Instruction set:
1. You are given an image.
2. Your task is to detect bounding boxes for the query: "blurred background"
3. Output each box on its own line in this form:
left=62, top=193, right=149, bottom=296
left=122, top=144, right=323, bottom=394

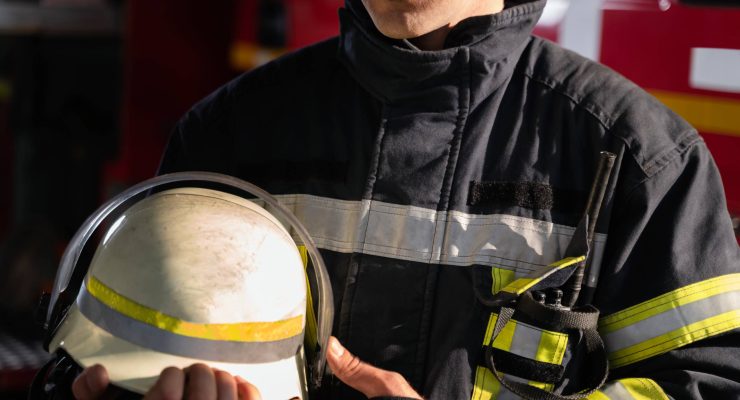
left=0, top=0, right=737, bottom=397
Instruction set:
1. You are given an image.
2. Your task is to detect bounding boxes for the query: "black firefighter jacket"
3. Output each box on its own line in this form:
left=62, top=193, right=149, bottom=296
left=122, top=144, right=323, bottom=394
left=158, top=0, right=740, bottom=398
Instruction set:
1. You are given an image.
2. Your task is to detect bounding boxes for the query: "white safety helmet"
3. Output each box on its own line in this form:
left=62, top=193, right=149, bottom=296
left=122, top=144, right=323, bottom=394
left=42, top=172, right=333, bottom=399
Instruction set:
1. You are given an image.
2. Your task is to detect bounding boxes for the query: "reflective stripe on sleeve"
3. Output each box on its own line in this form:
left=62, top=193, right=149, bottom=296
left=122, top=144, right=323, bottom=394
left=599, top=274, right=740, bottom=368
left=587, top=378, right=669, bottom=400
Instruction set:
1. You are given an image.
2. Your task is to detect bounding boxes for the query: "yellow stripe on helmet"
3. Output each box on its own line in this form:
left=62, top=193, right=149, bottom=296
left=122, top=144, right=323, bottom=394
left=86, top=275, right=304, bottom=342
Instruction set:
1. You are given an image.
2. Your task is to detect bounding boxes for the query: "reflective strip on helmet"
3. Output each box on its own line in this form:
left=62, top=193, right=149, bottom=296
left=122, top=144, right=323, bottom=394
left=86, top=275, right=303, bottom=342
left=78, top=276, right=304, bottom=363
left=599, top=274, right=740, bottom=369
left=587, top=378, right=669, bottom=400
left=498, top=256, right=586, bottom=296
left=470, top=312, right=569, bottom=400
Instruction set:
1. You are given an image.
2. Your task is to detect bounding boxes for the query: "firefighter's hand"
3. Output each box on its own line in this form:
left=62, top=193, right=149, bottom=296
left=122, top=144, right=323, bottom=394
left=142, top=365, right=262, bottom=400
left=326, top=336, right=422, bottom=399
left=72, top=363, right=262, bottom=399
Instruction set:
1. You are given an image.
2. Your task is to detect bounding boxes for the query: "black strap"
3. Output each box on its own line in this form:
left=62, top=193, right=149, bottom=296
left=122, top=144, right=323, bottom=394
left=517, top=291, right=600, bottom=332
left=482, top=347, right=565, bottom=383
left=28, top=356, right=57, bottom=400
left=28, top=352, right=80, bottom=400
left=484, top=295, right=609, bottom=400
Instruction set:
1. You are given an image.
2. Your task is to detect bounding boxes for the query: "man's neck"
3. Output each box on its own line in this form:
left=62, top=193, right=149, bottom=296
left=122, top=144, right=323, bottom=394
left=409, top=0, right=505, bottom=50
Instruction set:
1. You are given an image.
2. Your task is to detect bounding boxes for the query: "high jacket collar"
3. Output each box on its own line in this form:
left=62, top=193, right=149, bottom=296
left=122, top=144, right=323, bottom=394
left=338, top=0, right=546, bottom=109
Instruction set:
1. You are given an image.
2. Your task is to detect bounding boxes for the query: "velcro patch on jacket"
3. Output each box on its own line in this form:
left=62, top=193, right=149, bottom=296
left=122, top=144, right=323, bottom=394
left=467, top=181, right=585, bottom=213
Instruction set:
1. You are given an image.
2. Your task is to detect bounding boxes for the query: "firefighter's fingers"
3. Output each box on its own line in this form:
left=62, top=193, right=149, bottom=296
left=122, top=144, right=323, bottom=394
left=326, top=336, right=422, bottom=399
left=235, top=376, right=262, bottom=400
left=213, top=369, right=238, bottom=400
left=183, top=363, right=218, bottom=400
left=72, top=364, right=109, bottom=400
left=143, top=366, right=185, bottom=400
left=144, top=365, right=254, bottom=400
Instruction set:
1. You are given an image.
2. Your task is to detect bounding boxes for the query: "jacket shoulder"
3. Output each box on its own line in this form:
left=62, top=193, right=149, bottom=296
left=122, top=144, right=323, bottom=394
left=228, top=36, right=342, bottom=93
left=520, top=37, right=699, bottom=178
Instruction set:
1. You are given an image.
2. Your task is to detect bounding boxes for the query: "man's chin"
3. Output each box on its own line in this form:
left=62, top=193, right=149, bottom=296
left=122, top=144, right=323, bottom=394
left=371, top=19, right=427, bottom=39
left=374, top=19, right=447, bottom=42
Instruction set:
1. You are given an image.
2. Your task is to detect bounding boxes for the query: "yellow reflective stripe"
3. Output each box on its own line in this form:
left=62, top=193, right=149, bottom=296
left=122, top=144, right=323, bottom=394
left=529, top=325, right=569, bottom=391
left=298, top=246, right=318, bottom=355
left=472, top=313, right=569, bottom=398
left=471, top=366, right=502, bottom=400
left=87, top=275, right=303, bottom=342
left=501, top=277, right=538, bottom=295
left=529, top=381, right=551, bottom=391
left=600, top=274, right=740, bottom=334
left=621, top=378, right=669, bottom=400
left=534, top=325, right=568, bottom=365
left=588, top=378, right=669, bottom=400
left=472, top=313, right=516, bottom=400
left=609, top=309, right=740, bottom=369
left=482, top=311, right=497, bottom=345
left=491, top=267, right=516, bottom=294
left=587, top=390, right=611, bottom=400
left=651, top=89, right=740, bottom=138
left=500, top=256, right=585, bottom=295
left=491, top=313, right=516, bottom=351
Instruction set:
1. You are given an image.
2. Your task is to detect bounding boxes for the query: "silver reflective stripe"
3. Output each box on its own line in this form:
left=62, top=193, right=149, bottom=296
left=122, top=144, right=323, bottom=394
left=508, top=322, right=541, bottom=360
left=77, top=285, right=302, bottom=363
left=600, top=380, right=633, bottom=399
left=270, top=194, right=607, bottom=268
left=495, top=321, right=562, bottom=397
left=604, top=291, right=740, bottom=352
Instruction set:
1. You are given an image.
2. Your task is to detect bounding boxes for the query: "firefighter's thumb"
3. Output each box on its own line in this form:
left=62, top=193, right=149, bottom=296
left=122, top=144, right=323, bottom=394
left=326, top=336, right=422, bottom=399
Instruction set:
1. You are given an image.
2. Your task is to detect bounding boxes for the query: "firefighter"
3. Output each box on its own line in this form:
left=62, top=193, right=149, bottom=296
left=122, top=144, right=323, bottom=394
left=68, top=0, right=739, bottom=399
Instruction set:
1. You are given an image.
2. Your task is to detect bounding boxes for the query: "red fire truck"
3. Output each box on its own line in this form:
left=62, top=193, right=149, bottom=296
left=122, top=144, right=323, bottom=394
left=533, top=0, right=740, bottom=237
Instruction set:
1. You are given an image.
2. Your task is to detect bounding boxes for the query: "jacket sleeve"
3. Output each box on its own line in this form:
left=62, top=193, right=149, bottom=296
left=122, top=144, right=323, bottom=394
left=592, top=134, right=740, bottom=399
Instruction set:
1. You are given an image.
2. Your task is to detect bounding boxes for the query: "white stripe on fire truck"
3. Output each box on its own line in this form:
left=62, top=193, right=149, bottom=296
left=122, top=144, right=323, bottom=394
left=690, top=48, right=740, bottom=94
